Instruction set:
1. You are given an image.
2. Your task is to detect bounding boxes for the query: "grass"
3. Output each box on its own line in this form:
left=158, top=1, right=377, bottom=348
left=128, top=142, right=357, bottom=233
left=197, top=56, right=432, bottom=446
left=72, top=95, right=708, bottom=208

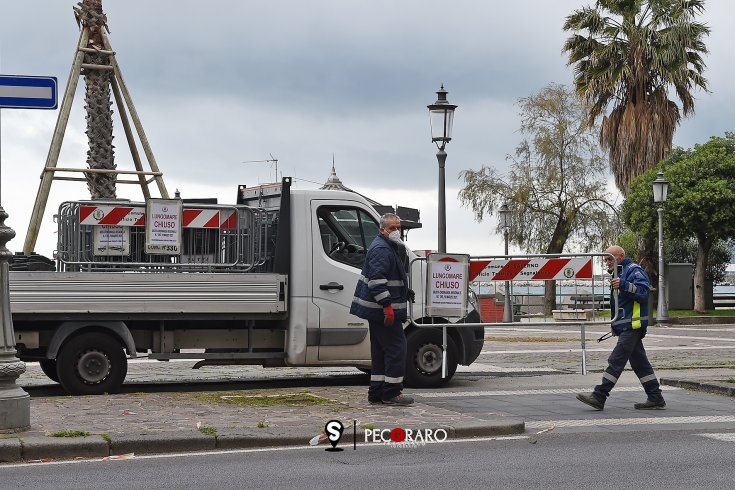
left=198, top=425, right=217, bottom=436
left=727, top=378, right=735, bottom=384
left=193, top=391, right=334, bottom=408
left=48, top=430, right=90, bottom=438
left=256, top=421, right=268, bottom=428
left=665, top=309, right=735, bottom=317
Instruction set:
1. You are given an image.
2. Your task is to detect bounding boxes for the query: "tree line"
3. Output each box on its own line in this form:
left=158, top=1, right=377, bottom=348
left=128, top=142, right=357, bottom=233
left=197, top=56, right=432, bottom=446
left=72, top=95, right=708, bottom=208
left=459, top=0, right=731, bottom=313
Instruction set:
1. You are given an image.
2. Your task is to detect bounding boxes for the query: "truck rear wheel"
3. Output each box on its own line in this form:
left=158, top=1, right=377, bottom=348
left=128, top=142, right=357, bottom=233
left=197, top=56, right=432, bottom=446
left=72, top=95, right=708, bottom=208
left=404, top=328, right=457, bottom=388
left=39, top=359, right=60, bottom=383
left=57, top=332, right=128, bottom=395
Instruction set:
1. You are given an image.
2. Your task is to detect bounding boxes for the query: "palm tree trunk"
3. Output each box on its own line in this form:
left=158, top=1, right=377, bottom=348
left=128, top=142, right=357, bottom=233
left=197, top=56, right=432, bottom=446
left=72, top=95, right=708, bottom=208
left=77, top=0, right=116, bottom=199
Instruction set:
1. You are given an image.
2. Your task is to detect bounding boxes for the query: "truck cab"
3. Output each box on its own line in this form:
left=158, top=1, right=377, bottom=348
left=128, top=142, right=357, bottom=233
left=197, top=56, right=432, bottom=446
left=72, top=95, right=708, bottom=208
left=284, top=187, right=484, bottom=387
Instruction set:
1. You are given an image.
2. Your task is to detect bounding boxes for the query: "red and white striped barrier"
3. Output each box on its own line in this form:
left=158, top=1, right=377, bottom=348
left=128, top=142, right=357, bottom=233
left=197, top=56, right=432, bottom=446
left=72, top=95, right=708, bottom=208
left=469, top=257, right=593, bottom=281
left=78, top=205, right=237, bottom=229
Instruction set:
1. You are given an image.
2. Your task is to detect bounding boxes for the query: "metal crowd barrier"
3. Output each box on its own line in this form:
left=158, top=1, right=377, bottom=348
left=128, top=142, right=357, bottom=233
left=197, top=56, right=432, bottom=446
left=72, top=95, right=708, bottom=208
left=408, top=252, right=623, bottom=376
left=54, top=200, right=270, bottom=272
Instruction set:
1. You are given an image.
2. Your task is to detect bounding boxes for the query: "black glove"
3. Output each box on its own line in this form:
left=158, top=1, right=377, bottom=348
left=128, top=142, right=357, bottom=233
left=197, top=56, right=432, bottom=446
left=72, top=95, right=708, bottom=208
left=407, top=288, right=415, bottom=303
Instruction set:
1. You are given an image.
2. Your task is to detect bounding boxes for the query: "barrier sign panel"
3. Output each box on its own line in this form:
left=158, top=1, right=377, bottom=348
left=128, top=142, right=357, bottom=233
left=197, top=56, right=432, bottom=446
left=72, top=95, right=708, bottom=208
left=469, top=257, right=593, bottom=281
left=93, top=225, right=130, bottom=256
left=426, top=253, right=469, bottom=318
left=145, top=198, right=182, bottom=255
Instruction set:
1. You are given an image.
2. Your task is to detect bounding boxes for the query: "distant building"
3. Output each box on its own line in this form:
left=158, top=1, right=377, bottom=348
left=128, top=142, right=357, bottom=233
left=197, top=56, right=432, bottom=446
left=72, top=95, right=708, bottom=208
left=725, top=264, right=735, bottom=285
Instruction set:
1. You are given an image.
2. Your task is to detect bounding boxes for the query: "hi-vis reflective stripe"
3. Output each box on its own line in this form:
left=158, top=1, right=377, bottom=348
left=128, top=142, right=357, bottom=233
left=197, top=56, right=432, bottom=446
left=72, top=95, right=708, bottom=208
left=469, top=257, right=593, bottom=281
left=79, top=206, right=236, bottom=229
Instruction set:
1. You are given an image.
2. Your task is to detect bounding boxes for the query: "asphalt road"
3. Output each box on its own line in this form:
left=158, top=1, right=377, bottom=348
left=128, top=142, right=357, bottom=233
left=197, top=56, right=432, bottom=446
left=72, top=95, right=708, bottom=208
left=2, top=430, right=733, bottom=489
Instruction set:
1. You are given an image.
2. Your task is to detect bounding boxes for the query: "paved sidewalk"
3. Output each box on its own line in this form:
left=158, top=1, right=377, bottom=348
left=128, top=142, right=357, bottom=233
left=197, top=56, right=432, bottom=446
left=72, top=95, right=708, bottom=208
left=2, top=360, right=732, bottom=464
left=0, top=363, right=524, bottom=463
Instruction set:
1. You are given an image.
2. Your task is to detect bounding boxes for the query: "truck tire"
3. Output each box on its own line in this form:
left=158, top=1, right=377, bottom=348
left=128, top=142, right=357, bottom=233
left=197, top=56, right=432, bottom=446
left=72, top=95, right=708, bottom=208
left=57, top=332, right=128, bottom=395
left=39, top=359, right=60, bottom=383
left=404, top=328, right=457, bottom=388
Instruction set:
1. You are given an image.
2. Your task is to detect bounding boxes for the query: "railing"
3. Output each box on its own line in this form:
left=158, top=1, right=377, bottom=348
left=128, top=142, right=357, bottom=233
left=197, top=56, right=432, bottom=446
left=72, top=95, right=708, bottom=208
left=714, top=294, right=735, bottom=309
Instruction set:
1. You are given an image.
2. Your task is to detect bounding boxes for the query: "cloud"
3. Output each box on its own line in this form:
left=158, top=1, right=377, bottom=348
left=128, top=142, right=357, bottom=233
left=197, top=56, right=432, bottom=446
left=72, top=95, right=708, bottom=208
left=1, top=0, right=733, bottom=258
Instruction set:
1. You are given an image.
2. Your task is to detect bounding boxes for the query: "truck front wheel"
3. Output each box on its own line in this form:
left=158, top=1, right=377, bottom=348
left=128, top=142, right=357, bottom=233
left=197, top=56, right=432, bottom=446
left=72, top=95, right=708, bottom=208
left=404, top=328, right=457, bottom=388
left=39, top=359, right=60, bottom=383
left=57, top=332, right=128, bottom=395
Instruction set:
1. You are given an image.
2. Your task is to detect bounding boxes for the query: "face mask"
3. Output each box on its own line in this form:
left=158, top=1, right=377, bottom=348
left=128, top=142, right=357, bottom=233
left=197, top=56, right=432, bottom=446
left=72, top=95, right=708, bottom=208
left=388, top=230, right=403, bottom=245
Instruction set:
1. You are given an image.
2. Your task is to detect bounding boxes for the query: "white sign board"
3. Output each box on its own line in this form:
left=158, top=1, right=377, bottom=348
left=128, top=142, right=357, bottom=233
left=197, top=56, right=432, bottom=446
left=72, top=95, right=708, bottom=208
left=426, top=253, right=469, bottom=318
left=93, top=225, right=130, bottom=256
left=145, top=199, right=182, bottom=255
left=0, top=75, right=58, bottom=109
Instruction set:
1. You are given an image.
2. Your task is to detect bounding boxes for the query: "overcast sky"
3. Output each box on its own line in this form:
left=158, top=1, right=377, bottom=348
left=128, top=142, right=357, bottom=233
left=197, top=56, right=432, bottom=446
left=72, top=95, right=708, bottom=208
left=1, top=0, right=733, bottom=257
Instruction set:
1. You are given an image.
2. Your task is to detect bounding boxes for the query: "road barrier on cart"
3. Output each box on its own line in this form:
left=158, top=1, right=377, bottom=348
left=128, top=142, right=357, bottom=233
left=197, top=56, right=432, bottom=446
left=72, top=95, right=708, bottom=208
left=54, top=199, right=275, bottom=272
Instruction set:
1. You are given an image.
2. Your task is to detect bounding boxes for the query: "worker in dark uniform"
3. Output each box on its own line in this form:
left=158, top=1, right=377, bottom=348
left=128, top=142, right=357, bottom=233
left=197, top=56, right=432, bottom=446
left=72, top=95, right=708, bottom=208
left=577, top=245, right=666, bottom=410
left=350, top=213, right=413, bottom=406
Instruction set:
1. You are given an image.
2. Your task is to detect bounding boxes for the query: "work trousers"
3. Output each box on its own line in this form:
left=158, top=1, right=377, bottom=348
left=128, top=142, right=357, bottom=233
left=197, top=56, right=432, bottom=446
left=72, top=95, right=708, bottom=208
left=368, top=318, right=407, bottom=401
left=593, top=328, right=664, bottom=403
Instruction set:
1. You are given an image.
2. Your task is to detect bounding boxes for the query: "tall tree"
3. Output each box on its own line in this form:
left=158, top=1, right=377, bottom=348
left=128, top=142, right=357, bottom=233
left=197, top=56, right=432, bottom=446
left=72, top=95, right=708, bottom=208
left=75, top=0, right=116, bottom=199
left=459, top=84, right=621, bottom=313
left=623, top=133, right=735, bottom=312
left=562, top=0, right=709, bottom=196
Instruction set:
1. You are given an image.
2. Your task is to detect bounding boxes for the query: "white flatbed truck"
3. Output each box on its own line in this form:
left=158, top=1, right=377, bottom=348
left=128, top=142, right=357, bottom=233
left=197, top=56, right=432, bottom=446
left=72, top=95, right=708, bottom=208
left=10, top=177, right=484, bottom=394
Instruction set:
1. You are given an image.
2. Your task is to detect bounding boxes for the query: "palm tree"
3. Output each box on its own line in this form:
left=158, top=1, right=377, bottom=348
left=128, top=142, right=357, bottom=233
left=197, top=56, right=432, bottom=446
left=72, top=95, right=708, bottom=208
left=562, top=0, right=709, bottom=196
left=75, top=0, right=116, bottom=199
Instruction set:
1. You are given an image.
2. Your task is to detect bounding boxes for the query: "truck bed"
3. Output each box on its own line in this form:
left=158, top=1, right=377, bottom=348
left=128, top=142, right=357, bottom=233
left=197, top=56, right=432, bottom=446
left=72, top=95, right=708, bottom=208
left=9, top=271, right=287, bottom=317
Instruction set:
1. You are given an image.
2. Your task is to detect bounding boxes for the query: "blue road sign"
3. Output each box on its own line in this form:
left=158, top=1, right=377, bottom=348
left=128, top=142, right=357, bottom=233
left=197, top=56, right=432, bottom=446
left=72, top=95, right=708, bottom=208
left=0, top=75, right=58, bottom=109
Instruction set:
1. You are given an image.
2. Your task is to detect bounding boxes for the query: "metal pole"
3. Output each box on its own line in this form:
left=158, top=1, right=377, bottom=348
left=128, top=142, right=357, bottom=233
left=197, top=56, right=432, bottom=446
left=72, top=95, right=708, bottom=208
left=657, top=207, right=668, bottom=322
left=0, top=206, right=30, bottom=432
left=436, top=149, right=447, bottom=254
left=503, top=229, right=513, bottom=322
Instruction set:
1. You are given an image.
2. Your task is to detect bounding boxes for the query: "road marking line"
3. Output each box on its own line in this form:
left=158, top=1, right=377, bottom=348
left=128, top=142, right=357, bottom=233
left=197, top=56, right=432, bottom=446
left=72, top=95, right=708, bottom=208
left=457, top=363, right=560, bottom=373
left=526, top=416, right=735, bottom=428
left=417, top=386, right=682, bottom=397
left=481, top=345, right=735, bottom=355
left=0, top=436, right=531, bottom=469
left=697, top=433, right=735, bottom=442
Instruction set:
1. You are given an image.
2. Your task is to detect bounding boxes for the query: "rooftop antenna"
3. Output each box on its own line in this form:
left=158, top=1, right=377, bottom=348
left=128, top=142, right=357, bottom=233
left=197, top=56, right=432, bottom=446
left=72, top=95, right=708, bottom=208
left=242, top=153, right=279, bottom=182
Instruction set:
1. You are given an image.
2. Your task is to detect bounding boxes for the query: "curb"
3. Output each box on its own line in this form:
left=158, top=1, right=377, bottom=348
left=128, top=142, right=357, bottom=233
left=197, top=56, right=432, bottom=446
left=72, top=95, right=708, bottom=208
left=663, top=317, right=735, bottom=325
left=0, top=419, right=526, bottom=463
left=660, top=378, right=735, bottom=397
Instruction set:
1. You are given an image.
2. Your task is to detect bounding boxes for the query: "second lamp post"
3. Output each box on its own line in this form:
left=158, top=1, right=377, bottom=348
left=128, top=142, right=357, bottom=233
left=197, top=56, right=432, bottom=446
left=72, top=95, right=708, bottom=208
left=652, top=172, right=669, bottom=323
left=499, top=203, right=513, bottom=323
left=428, top=85, right=456, bottom=254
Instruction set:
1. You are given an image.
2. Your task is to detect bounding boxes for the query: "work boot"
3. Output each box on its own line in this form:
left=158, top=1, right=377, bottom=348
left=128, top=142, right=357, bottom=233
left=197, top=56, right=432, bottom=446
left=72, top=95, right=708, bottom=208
left=576, top=393, right=604, bottom=410
left=368, top=397, right=383, bottom=405
left=634, top=399, right=666, bottom=410
left=383, top=394, right=414, bottom=406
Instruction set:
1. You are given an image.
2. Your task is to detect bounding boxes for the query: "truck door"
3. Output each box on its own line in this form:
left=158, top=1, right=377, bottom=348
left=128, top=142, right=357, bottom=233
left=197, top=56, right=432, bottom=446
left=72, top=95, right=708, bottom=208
left=310, top=202, right=379, bottom=361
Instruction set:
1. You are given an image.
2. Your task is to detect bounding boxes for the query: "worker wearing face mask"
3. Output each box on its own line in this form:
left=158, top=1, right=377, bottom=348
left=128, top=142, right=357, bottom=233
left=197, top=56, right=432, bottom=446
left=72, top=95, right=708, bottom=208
left=350, top=213, right=413, bottom=406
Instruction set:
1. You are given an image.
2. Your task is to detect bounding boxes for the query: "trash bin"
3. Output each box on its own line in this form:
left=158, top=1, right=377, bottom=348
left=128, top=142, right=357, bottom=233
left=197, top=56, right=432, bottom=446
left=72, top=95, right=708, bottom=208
left=667, top=263, right=693, bottom=310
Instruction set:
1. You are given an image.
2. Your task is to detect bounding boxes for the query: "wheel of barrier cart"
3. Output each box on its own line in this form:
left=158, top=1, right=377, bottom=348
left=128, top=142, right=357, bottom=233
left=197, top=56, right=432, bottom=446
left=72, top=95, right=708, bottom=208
left=38, top=359, right=60, bottom=383
left=57, top=332, right=128, bottom=395
left=404, top=327, right=457, bottom=389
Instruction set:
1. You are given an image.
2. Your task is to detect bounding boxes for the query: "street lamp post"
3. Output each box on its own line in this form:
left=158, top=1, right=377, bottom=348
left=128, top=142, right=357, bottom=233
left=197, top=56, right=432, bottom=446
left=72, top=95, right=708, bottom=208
left=427, top=85, right=456, bottom=254
left=652, top=172, right=669, bottom=323
left=0, top=206, right=30, bottom=431
left=499, top=203, right=513, bottom=323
